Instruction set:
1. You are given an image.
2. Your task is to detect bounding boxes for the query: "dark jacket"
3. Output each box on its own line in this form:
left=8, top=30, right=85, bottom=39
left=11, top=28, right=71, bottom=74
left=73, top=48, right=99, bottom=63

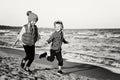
left=47, top=31, right=68, bottom=50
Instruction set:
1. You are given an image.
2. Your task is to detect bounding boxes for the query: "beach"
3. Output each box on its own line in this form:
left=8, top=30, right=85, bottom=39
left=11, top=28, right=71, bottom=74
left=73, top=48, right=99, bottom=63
left=0, top=47, right=120, bottom=80
left=1, top=28, right=120, bottom=79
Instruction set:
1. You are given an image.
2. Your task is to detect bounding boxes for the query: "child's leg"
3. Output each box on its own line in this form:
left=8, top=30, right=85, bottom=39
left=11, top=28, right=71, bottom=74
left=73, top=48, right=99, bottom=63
left=56, top=50, right=63, bottom=67
left=21, top=45, right=30, bottom=68
left=58, top=66, right=62, bottom=70
left=23, top=45, right=35, bottom=72
left=56, top=50, right=63, bottom=74
left=47, top=49, right=55, bottom=62
left=23, top=45, right=30, bottom=61
left=39, top=52, right=47, bottom=59
left=56, top=50, right=63, bottom=72
left=26, top=45, right=35, bottom=67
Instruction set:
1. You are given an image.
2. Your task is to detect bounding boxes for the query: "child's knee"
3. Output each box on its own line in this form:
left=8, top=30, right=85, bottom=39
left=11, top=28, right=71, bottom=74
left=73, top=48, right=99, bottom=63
left=47, top=56, right=54, bottom=62
left=29, top=56, right=34, bottom=61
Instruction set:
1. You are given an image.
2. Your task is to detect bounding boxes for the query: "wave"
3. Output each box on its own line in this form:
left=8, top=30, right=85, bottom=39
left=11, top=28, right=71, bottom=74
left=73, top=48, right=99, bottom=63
left=63, top=52, right=120, bottom=68
left=1, top=28, right=120, bottom=69
left=0, top=30, right=10, bottom=33
left=4, top=32, right=17, bottom=36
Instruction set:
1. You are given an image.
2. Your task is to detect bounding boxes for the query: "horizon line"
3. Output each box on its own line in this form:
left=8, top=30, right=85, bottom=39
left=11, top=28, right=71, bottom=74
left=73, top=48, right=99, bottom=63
left=0, top=25, right=120, bottom=30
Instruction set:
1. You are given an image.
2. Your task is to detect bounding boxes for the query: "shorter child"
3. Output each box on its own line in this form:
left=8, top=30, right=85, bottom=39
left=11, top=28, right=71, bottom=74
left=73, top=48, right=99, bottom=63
left=39, top=21, right=68, bottom=74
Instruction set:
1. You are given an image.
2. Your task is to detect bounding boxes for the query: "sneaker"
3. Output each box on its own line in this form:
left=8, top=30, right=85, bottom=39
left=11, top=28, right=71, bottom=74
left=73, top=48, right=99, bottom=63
left=24, top=67, right=32, bottom=72
left=39, top=52, right=47, bottom=59
left=21, top=59, right=25, bottom=68
left=57, top=70, right=63, bottom=74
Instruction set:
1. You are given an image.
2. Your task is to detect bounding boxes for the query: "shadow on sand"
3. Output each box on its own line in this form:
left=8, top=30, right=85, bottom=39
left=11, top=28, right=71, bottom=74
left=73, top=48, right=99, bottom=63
left=33, top=64, right=97, bottom=74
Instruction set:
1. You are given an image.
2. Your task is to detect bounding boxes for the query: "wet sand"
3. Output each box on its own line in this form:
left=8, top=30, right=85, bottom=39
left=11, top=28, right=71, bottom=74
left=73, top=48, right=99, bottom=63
left=0, top=47, right=120, bottom=80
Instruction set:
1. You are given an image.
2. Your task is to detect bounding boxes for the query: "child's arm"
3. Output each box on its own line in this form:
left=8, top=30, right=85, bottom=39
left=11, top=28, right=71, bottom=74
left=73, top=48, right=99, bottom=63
left=40, top=32, right=54, bottom=48
left=46, top=32, right=54, bottom=44
left=36, top=26, right=41, bottom=41
left=12, top=39, right=19, bottom=47
left=62, top=32, right=69, bottom=44
left=12, top=33, right=20, bottom=47
left=63, top=38, right=69, bottom=44
left=36, top=32, right=41, bottom=42
left=12, top=26, right=25, bottom=47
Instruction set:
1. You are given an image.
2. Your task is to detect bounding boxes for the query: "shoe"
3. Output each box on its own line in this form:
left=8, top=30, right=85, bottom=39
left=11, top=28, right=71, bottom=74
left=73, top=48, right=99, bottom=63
left=57, top=70, right=63, bottom=74
left=24, top=67, right=32, bottom=72
left=39, top=52, right=47, bottom=59
left=21, top=59, right=25, bottom=68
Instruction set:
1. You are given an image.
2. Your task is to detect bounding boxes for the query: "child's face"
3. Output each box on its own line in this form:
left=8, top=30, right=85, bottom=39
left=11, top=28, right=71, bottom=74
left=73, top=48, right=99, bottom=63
left=54, top=24, right=63, bottom=32
left=30, top=20, right=36, bottom=25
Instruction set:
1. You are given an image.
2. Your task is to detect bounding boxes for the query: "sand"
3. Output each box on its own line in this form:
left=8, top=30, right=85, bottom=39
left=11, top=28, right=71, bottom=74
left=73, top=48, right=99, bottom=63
left=0, top=47, right=120, bottom=80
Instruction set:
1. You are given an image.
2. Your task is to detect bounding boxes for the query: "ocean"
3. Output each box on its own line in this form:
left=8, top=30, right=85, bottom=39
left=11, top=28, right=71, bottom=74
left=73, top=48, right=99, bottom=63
left=1, top=28, right=120, bottom=69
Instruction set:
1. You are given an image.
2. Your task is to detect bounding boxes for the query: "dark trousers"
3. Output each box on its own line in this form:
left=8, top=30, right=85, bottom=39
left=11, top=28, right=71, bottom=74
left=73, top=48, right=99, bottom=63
left=47, top=49, right=63, bottom=66
left=23, top=45, right=35, bottom=67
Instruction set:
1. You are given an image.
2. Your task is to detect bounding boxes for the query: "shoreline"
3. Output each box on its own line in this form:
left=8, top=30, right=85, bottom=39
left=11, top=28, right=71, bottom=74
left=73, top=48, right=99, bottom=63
left=0, top=47, right=120, bottom=80
left=1, top=46, right=120, bottom=74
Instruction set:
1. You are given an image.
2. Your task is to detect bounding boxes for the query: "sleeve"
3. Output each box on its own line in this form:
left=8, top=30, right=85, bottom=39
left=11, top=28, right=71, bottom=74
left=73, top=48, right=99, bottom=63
left=63, top=37, right=68, bottom=44
left=35, top=25, right=41, bottom=41
left=17, top=26, right=25, bottom=41
left=37, top=33, right=41, bottom=40
left=62, top=32, right=68, bottom=44
left=36, top=29, right=41, bottom=41
left=46, top=32, right=54, bottom=44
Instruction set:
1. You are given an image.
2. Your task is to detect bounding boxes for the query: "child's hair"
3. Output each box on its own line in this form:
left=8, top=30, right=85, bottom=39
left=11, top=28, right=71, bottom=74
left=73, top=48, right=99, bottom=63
left=27, top=11, right=38, bottom=22
left=54, top=21, right=64, bottom=29
left=26, top=11, right=32, bottom=16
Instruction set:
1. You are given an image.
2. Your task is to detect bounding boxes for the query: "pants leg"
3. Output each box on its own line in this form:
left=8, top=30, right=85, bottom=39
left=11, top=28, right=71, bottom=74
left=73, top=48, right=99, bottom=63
left=23, top=45, right=35, bottom=67
left=47, top=49, right=55, bottom=62
left=56, top=50, right=63, bottom=66
left=26, top=45, right=35, bottom=67
left=23, top=45, right=29, bottom=61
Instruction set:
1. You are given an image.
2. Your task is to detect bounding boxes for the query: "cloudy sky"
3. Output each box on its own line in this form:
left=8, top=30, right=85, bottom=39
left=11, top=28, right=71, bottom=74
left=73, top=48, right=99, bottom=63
left=0, top=0, right=120, bottom=29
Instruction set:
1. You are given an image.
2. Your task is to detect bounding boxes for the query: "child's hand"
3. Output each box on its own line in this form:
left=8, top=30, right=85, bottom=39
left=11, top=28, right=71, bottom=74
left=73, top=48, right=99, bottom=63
left=12, top=40, right=18, bottom=48
left=65, top=41, right=69, bottom=44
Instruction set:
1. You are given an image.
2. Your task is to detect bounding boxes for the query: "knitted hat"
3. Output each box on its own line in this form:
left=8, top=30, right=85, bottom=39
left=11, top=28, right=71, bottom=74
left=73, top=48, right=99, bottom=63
left=27, top=11, right=38, bottom=22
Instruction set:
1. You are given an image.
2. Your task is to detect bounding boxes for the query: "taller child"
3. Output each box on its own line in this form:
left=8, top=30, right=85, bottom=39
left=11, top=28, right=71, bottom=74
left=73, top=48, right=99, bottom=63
left=13, top=11, right=40, bottom=72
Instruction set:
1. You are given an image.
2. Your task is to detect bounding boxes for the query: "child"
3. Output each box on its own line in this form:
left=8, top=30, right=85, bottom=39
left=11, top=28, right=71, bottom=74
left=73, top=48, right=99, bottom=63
left=13, top=11, right=40, bottom=72
left=39, top=21, right=68, bottom=74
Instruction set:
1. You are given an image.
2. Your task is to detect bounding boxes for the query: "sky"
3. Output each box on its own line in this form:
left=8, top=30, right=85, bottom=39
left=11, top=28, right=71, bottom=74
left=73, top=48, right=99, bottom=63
left=0, top=0, right=120, bottom=29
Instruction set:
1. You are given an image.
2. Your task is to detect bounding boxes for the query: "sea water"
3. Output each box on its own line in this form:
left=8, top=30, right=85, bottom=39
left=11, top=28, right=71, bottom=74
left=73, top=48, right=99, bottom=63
left=1, top=28, right=120, bottom=69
